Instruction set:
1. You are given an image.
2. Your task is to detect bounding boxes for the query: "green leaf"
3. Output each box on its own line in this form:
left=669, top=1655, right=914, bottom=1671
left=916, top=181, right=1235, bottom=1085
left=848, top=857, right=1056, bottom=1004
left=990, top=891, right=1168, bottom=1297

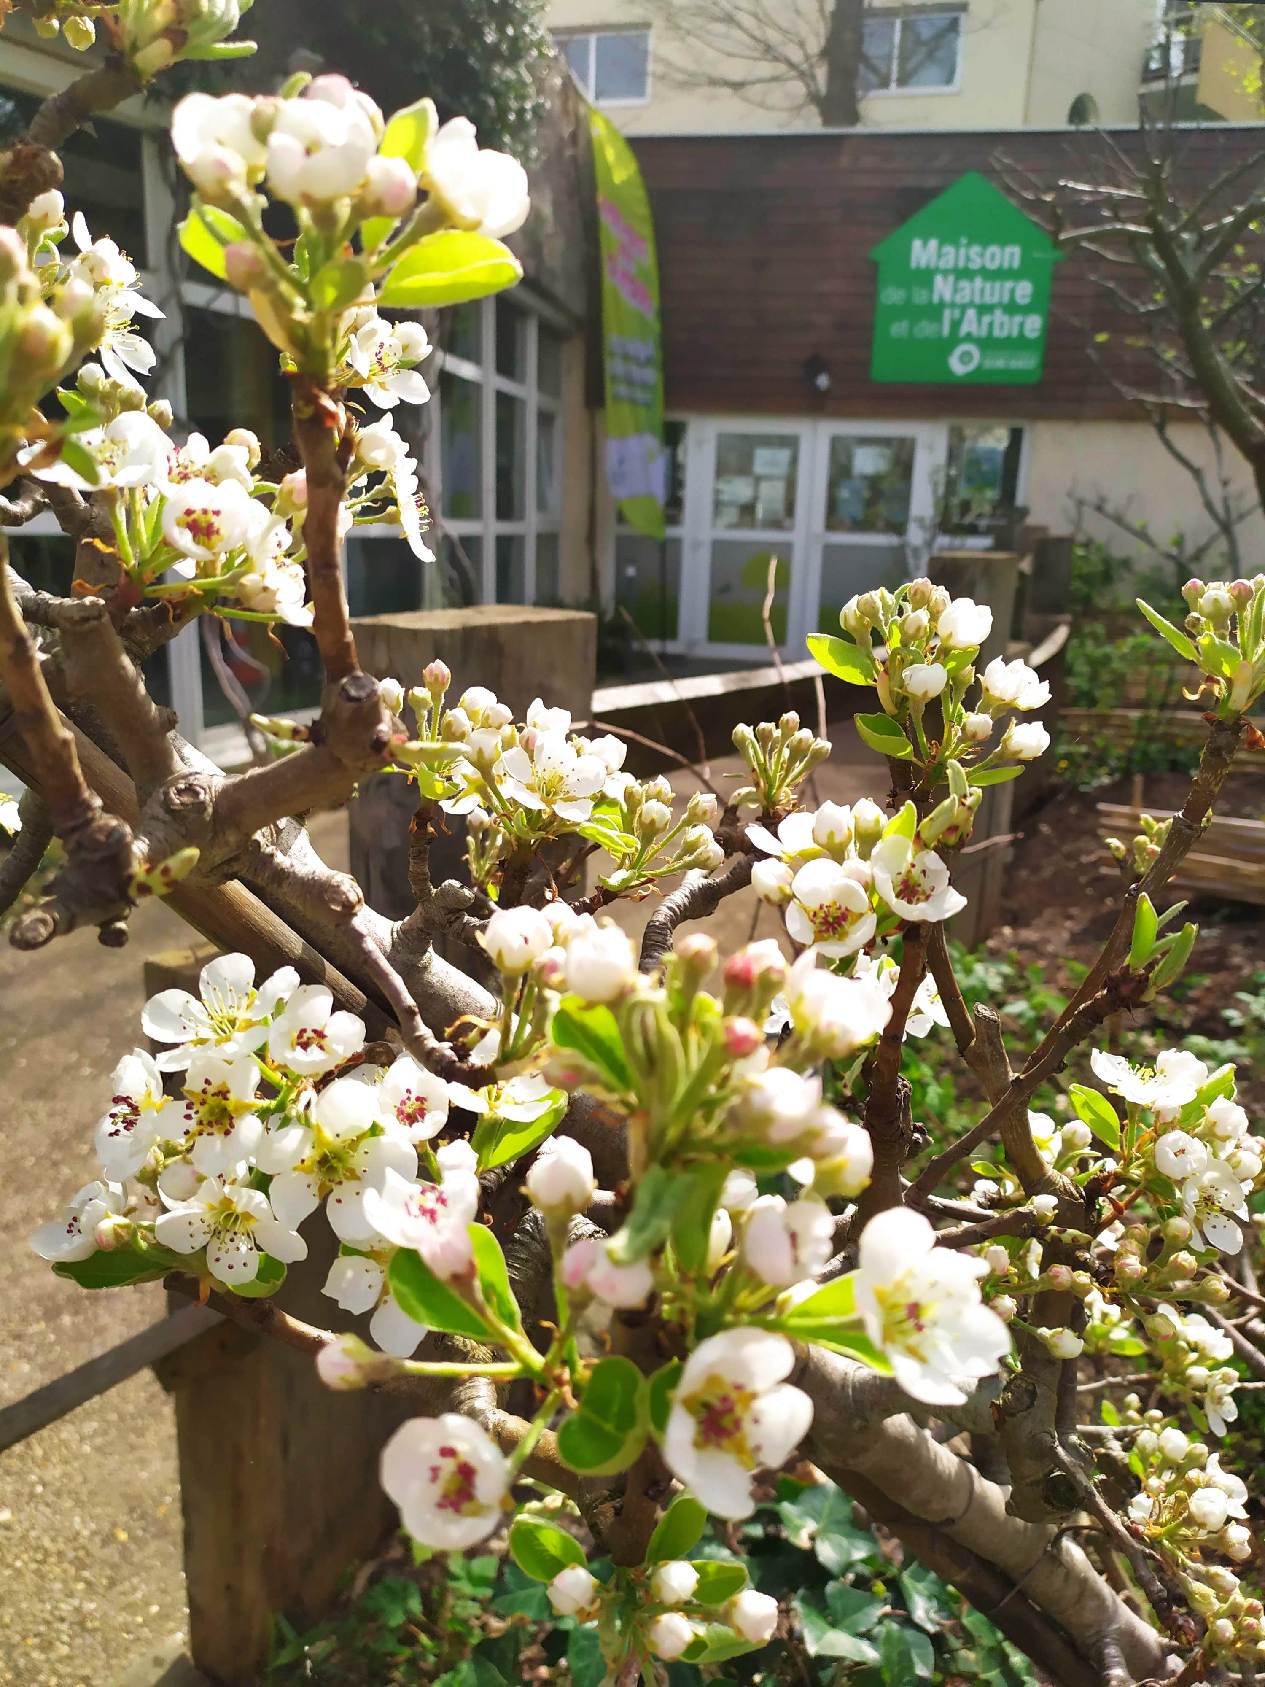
left=551, top=998, right=633, bottom=1093
left=855, top=712, right=915, bottom=760
left=381, top=96, right=437, bottom=174
left=379, top=231, right=522, bottom=309
left=388, top=1248, right=491, bottom=1341
left=691, top=1560, right=748, bottom=1603
left=970, top=764, right=1025, bottom=786
left=879, top=1622, right=935, bottom=1679
left=607, top=1165, right=698, bottom=1264
left=1194, top=1062, right=1237, bottom=1108
left=1149, top=922, right=1198, bottom=993
left=1136, top=597, right=1197, bottom=663
left=1067, top=1083, right=1121, bottom=1152
left=1197, top=632, right=1241, bottom=680
left=768, top=1273, right=892, bottom=1369
left=53, top=1239, right=184, bottom=1290
left=471, top=1088, right=567, bottom=1173
left=230, top=1253, right=287, bottom=1299
left=898, top=1562, right=955, bottom=1633
left=647, top=1494, right=708, bottom=1563
left=178, top=202, right=248, bottom=282
left=648, top=1359, right=682, bottom=1436
left=311, top=257, right=368, bottom=312
left=794, top=1593, right=881, bottom=1662
left=507, top=1517, right=586, bottom=1582
left=566, top=1624, right=605, bottom=1687
left=56, top=437, right=101, bottom=487
left=775, top=1272, right=857, bottom=1323
left=670, top=1163, right=729, bottom=1276
left=776, top=1481, right=877, bottom=1574
left=557, top=1356, right=649, bottom=1475
left=806, top=633, right=876, bottom=686
left=1129, top=892, right=1158, bottom=969
left=824, top=1580, right=885, bottom=1633
left=469, top=1224, right=524, bottom=1336
left=681, top=1623, right=762, bottom=1665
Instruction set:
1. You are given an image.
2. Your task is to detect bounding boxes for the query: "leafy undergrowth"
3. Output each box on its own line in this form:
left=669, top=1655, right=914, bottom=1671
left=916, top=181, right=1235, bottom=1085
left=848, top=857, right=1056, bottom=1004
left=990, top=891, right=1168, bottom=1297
left=266, top=1475, right=1036, bottom=1685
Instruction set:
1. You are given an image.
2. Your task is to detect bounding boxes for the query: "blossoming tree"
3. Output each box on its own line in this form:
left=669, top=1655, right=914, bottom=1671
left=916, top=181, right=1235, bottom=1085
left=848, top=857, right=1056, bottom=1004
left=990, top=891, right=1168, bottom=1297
left=2, top=6, right=1265, bottom=1684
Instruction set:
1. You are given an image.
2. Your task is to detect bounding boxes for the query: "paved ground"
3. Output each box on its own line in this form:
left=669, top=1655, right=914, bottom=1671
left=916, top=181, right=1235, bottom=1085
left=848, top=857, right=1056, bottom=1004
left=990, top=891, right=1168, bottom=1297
left=0, top=731, right=879, bottom=1687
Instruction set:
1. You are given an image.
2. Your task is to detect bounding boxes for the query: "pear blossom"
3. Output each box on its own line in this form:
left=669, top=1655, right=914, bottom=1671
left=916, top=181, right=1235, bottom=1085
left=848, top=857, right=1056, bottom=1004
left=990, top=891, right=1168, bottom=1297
left=498, top=732, right=607, bottom=824
left=66, top=212, right=162, bottom=387
left=263, top=1077, right=416, bottom=1246
left=525, top=1136, right=596, bottom=1214
left=323, top=1252, right=428, bottom=1358
left=979, top=656, right=1050, bottom=712
left=784, top=858, right=877, bottom=958
left=562, top=1235, right=655, bottom=1309
left=168, top=1053, right=265, bottom=1176
left=381, top=1413, right=510, bottom=1550
left=780, top=952, right=892, bottom=1059
left=369, top=1054, right=453, bottom=1142
left=0, top=792, right=20, bottom=836
left=30, top=410, right=171, bottom=491
left=548, top=1566, right=599, bottom=1616
left=854, top=1208, right=1010, bottom=1405
left=870, top=834, right=967, bottom=923
left=168, top=429, right=257, bottom=488
left=155, top=1171, right=307, bottom=1286
left=362, top=1165, right=479, bottom=1279
left=903, top=662, right=947, bottom=702
left=564, top=923, right=639, bottom=1003
left=729, top=1588, right=779, bottom=1644
left=746, top=810, right=821, bottom=865
left=741, top=1195, right=834, bottom=1288
left=479, top=905, right=553, bottom=974
left=93, top=1048, right=179, bottom=1179
left=646, top=1612, right=696, bottom=1661
left=1155, top=1130, right=1210, bottom=1181
left=31, top=1180, right=126, bottom=1263
left=423, top=117, right=531, bottom=238
left=936, top=596, right=992, bottom=650
left=752, top=858, right=794, bottom=904
left=663, top=1328, right=813, bottom=1519
left=171, top=92, right=268, bottom=198
left=1207, top=1096, right=1249, bottom=1143
left=267, top=984, right=366, bottom=1077
left=736, top=1067, right=823, bottom=1144
left=999, top=722, right=1050, bottom=762
left=455, top=1072, right=560, bottom=1127
left=235, top=553, right=312, bottom=627
left=1182, top=1159, right=1248, bottom=1253
left=1090, top=1048, right=1209, bottom=1118
left=266, top=82, right=382, bottom=206
left=142, top=952, right=298, bottom=1072
left=345, top=314, right=432, bottom=408
left=162, top=476, right=257, bottom=563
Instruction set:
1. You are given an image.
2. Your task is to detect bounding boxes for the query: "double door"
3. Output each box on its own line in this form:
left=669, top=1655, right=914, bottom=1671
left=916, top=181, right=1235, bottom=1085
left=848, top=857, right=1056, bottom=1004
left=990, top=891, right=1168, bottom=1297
left=677, top=419, right=946, bottom=658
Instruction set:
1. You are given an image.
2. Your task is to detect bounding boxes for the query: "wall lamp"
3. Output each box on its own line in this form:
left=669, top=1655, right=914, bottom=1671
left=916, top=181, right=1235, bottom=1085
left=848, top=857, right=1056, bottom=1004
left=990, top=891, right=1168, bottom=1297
left=803, top=352, right=832, bottom=394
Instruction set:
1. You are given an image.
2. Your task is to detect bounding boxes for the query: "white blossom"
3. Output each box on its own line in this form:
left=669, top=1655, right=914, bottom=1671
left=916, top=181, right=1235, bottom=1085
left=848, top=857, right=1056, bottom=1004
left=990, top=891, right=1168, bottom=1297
left=346, top=313, right=432, bottom=408
left=162, top=476, right=257, bottom=563
left=1155, top=1130, right=1210, bottom=1181
left=562, top=1235, right=655, bottom=1309
left=362, top=1165, right=479, bottom=1279
left=423, top=117, right=531, bottom=238
left=479, top=905, right=553, bottom=974
left=1090, top=1048, right=1209, bottom=1119
left=142, top=952, right=298, bottom=1072
left=746, top=810, right=820, bottom=865
left=663, top=1328, right=813, bottom=1519
left=267, top=984, right=366, bottom=1077
left=93, top=1049, right=179, bottom=1179
left=31, top=1180, right=125, bottom=1263
left=646, top=1612, right=696, bottom=1662
left=999, top=721, right=1050, bottom=762
left=854, top=1208, right=1010, bottom=1405
left=369, top=1054, right=453, bottom=1142
left=168, top=1053, right=264, bottom=1177
left=525, top=1136, right=596, bottom=1214
left=870, top=834, right=967, bottom=923
left=380, top=1413, right=509, bottom=1550
left=979, top=656, right=1050, bottom=712
left=937, top=597, right=992, bottom=650
left=32, top=410, right=171, bottom=491
left=172, top=91, right=268, bottom=197
left=1183, top=1158, right=1248, bottom=1254
left=564, top=923, right=639, bottom=1003
left=742, top=1195, right=834, bottom=1288
left=499, top=732, right=607, bottom=825
left=323, top=1253, right=428, bottom=1358
left=784, top=858, right=876, bottom=957
left=652, top=1561, right=700, bottom=1606
left=548, top=1566, right=598, bottom=1616
left=781, top=952, right=892, bottom=1059
left=266, top=81, right=382, bottom=206
left=264, top=1077, right=416, bottom=1246
left=66, top=213, right=162, bottom=387
left=155, top=1171, right=307, bottom=1286
left=903, top=662, right=947, bottom=702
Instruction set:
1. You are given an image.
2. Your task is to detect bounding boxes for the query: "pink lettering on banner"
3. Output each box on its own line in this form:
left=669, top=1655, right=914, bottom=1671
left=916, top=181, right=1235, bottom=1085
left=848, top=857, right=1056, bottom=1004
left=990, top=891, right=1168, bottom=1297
left=599, top=195, right=650, bottom=267
left=599, top=193, right=653, bottom=316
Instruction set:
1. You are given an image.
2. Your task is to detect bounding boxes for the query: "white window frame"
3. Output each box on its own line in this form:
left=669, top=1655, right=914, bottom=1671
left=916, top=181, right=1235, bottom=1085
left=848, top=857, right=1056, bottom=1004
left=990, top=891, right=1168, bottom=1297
left=861, top=7, right=965, bottom=98
left=429, top=287, right=567, bottom=608
left=553, top=27, right=653, bottom=106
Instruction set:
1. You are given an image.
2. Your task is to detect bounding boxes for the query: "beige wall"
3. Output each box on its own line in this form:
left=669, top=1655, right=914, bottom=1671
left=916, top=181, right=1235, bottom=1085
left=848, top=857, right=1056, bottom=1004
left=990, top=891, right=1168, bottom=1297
left=546, top=0, right=1157, bottom=134
left=1025, top=419, right=1264, bottom=574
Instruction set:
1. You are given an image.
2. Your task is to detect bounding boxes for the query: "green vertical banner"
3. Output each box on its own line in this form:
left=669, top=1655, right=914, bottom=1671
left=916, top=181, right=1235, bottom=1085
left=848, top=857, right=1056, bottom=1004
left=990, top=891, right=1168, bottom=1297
left=589, top=107, right=666, bottom=539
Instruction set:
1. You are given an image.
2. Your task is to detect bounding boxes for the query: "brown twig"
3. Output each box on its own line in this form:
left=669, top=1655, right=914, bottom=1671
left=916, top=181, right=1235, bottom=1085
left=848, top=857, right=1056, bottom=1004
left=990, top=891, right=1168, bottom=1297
left=291, top=379, right=359, bottom=683
left=0, top=788, right=52, bottom=920
left=638, top=854, right=754, bottom=971
left=855, top=923, right=929, bottom=1221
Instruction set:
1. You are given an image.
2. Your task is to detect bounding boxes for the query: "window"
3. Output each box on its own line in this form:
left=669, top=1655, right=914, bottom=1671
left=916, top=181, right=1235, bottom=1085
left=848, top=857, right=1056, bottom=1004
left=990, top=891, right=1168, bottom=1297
left=431, top=293, right=568, bottom=609
left=860, top=9, right=963, bottom=93
left=555, top=29, right=651, bottom=102
left=942, top=425, right=1026, bottom=538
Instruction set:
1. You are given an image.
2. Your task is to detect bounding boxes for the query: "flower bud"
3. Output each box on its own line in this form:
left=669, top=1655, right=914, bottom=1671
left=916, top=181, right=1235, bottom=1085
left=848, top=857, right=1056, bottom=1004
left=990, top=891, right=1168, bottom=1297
left=548, top=1565, right=598, bottom=1615
left=25, top=189, right=65, bottom=232
left=64, top=14, right=96, bottom=48
left=1182, top=577, right=1206, bottom=606
left=651, top=1561, right=699, bottom=1606
left=565, top=923, right=638, bottom=1003
left=1032, top=1193, right=1058, bottom=1224
left=851, top=798, right=885, bottom=854
left=1158, top=1426, right=1189, bottom=1462
left=637, top=799, right=672, bottom=837
left=723, top=1016, right=764, bottom=1059
left=1045, top=1263, right=1073, bottom=1291
left=423, top=658, right=452, bottom=695
left=707, top=1207, right=732, bottom=1272
left=906, top=576, right=933, bottom=610
left=985, top=1244, right=1010, bottom=1274
left=961, top=711, right=993, bottom=744
left=1061, top=1121, right=1091, bottom=1151
left=902, top=608, right=930, bottom=643
left=902, top=662, right=947, bottom=702
left=992, top=1295, right=1017, bottom=1321
left=525, top=1137, right=596, bottom=1214
left=480, top=905, right=552, bottom=975
left=224, top=241, right=268, bottom=291
left=728, top=1589, right=779, bottom=1643
left=1039, top=1326, right=1083, bottom=1359
left=316, top=1332, right=378, bottom=1391
left=675, top=932, right=718, bottom=976
left=363, top=153, right=418, bottom=219
left=379, top=676, right=405, bottom=715
left=647, top=1612, right=695, bottom=1661
left=1070, top=1270, right=1093, bottom=1298
left=752, top=858, right=794, bottom=904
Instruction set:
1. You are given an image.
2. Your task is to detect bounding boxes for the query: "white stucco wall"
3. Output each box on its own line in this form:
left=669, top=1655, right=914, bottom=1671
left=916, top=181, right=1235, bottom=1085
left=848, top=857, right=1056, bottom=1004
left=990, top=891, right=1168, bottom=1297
left=1024, top=419, right=1264, bottom=574
left=545, top=0, right=1156, bottom=134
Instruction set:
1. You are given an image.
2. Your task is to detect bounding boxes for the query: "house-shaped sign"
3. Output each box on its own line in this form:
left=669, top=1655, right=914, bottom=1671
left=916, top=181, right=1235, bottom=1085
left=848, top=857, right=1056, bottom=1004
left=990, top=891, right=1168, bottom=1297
left=869, top=172, right=1060, bottom=385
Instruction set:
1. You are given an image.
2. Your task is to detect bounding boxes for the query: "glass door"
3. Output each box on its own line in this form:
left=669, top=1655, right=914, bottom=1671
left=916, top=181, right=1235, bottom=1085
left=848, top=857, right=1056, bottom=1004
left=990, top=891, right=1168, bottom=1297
left=683, top=423, right=812, bottom=657
left=808, top=424, right=944, bottom=631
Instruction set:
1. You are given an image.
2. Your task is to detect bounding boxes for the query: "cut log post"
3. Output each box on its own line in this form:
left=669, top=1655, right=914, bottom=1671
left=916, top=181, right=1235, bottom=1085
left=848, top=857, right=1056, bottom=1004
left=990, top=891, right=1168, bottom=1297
left=145, top=947, right=417, bottom=1686
left=348, top=605, right=598, bottom=918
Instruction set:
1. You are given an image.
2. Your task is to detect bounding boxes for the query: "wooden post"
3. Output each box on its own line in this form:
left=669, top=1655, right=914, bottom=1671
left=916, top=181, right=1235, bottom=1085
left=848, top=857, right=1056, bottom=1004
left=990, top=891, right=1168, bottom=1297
left=348, top=605, right=598, bottom=918
left=145, top=948, right=418, bottom=1686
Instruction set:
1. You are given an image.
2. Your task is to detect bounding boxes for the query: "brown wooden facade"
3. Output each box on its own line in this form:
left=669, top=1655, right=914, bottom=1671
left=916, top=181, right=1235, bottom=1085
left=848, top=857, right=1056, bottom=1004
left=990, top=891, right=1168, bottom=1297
left=632, top=125, right=1265, bottom=423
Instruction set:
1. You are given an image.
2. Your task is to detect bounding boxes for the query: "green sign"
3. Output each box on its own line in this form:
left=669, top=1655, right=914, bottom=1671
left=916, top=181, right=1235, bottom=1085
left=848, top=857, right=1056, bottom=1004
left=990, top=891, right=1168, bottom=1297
left=869, top=172, right=1060, bottom=386
left=589, top=107, right=666, bottom=539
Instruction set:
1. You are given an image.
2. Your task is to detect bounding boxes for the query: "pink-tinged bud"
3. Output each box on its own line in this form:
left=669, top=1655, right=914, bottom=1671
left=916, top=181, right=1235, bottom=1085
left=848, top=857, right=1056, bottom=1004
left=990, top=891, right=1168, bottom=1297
left=316, top=1332, right=375, bottom=1390
left=363, top=153, right=418, bottom=219
left=675, top=931, right=718, bottom=973
left=1115, top=1254, right=1145, bottom=1283
left=18, top=305, right=72, bottom=373
left=279, top=469, right=308, bottom=509
left=1182, top=577, right=1206, bottom=606
left=422, top=658, right=451, bottom=695
left=992, top=1295, right=1017, bottom=1321
left=723, top=1016, right=764, bottom=1059
left=723, top=942, right=787, bottom=994
left=1045, top=1263, right=1073, bottom=1291
left=94, top=1215, right=125, bottom=1251
left=1231, top=578, right=1255, bottom=607
left=224, top=242, right=267, bottom=291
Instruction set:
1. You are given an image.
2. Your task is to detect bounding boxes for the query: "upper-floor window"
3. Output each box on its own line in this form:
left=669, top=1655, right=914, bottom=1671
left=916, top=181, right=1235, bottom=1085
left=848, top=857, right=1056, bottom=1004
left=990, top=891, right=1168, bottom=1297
left=860, top=8, right=964, bottom=94
left=555, top=28, right=651, bottom=102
